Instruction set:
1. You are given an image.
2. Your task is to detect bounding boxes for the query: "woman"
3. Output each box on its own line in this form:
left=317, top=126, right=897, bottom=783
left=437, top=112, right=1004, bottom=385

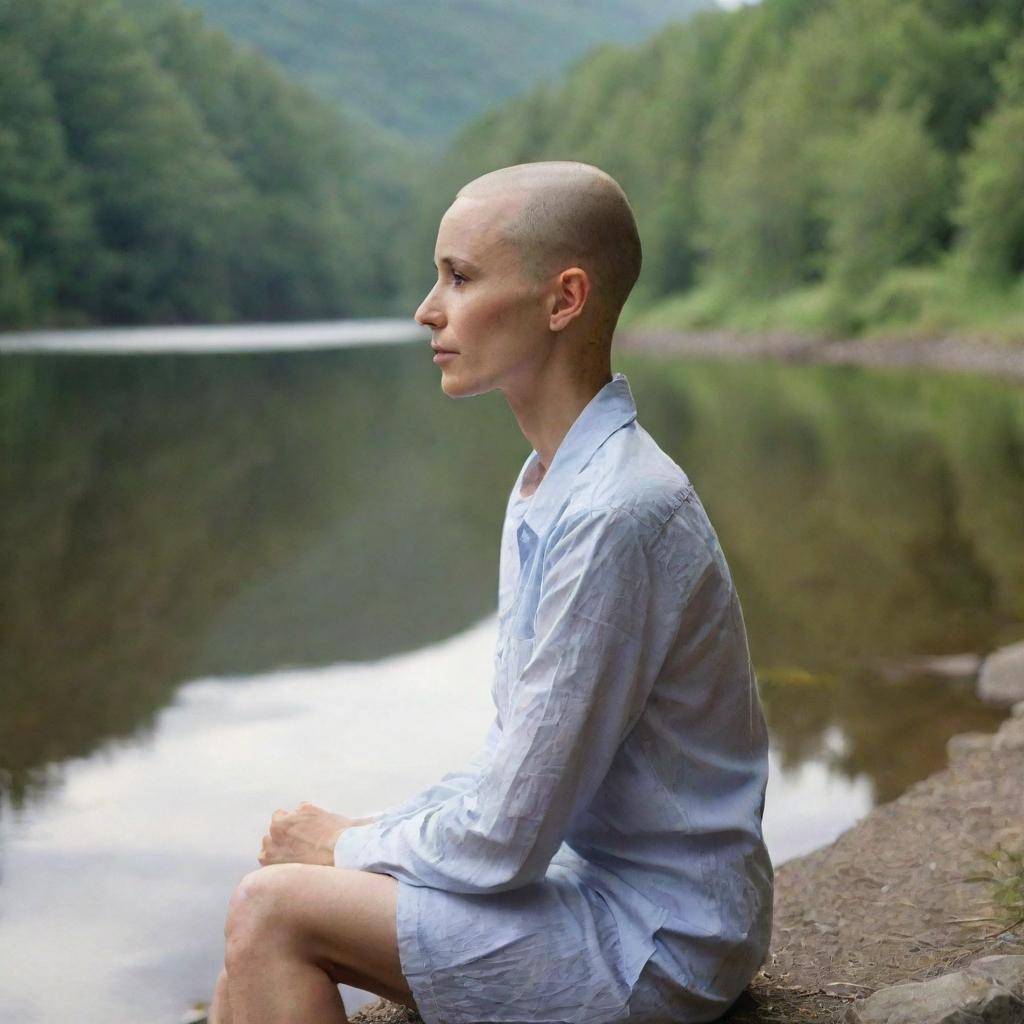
left=209, top=161, right=773, bottom=1024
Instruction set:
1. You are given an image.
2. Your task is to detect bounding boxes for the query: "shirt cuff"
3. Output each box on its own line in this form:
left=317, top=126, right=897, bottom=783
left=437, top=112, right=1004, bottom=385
left=334, top=821, right=382, bottom=869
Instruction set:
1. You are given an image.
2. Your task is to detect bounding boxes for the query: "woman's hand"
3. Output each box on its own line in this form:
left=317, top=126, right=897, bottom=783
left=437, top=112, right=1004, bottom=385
left=257, top=801, right=352, bottom=867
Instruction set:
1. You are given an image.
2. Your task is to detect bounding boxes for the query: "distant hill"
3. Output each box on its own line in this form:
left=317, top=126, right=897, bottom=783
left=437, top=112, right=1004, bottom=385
left=150, top=0, right=715, bottom=146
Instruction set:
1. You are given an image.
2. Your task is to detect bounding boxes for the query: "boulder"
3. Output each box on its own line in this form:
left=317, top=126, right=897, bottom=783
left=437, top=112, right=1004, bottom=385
left=871, top=654, right=981, bottom=686
left=845, top=954, right=1024, bottom=1024
left=978, top=642, right=1024, bottom=707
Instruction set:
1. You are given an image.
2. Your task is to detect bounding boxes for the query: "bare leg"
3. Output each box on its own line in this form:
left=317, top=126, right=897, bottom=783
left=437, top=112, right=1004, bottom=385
left=208, top=969, right=232, bottom=1024
left=219, top=863, right=415, bottom=1024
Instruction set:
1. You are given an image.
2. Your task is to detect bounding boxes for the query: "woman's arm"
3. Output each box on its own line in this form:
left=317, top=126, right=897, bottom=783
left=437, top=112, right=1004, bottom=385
left=335, top=509, right=698, bottom=894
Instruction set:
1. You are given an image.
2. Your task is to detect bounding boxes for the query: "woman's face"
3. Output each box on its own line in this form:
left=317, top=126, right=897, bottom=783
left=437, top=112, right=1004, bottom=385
left=415, top=195, right=551, bottom=400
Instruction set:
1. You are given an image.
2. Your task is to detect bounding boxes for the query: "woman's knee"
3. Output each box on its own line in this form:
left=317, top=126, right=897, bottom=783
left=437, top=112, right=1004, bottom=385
left=224, top=865, right=310, bottom=962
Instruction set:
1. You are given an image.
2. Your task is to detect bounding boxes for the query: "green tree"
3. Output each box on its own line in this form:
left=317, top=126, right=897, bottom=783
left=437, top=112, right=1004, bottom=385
left=700, top=71, right=822, bottom=295
left=0, top=31, right=95, bottom=325
left=0, top=0, right=402, bottom=327
left=956, top=98, right=1024, bottom=281
left=821, top=99, right=952, bottom=293
left=954, top=32, right=1024, bottom=281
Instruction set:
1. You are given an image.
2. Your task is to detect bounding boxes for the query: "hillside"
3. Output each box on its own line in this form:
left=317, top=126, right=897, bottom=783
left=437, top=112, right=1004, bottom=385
left=149, top=0, right=715, bottom=146
left=0, top=0, right=407, bottom=328
left=401, top=0, right=1024, bottom=341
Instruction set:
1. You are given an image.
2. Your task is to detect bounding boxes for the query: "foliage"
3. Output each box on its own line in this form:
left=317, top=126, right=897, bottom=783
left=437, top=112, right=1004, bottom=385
left=0, top=0, right=402, bottom=328
left=820, top=98, right=953, bottom=294
left=956, top=39, right=1024, bottom=283
left=6, top=0, right=1024, bottom=333
left=138, top=0, right=715, bottom=146
left=415, top=0, right=1024, bottom=334
left=970, top=845, right=1024, bottom=925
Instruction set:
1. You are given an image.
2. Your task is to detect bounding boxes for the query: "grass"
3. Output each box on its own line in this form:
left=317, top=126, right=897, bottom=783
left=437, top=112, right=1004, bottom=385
left=968, top=844, right=1024, bottom=929
left=625, top=262, right=1024, bottom=345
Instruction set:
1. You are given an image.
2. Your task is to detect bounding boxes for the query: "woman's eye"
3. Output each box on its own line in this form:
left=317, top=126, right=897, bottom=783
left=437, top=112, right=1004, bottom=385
left=451, top=272, right=467, bottom=286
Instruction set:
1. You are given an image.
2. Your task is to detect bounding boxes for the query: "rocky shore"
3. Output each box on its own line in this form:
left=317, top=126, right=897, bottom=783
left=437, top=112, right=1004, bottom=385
left=616, top=329, right=1024, bottom=385
left=349, top=642, right=1024, bottom=1024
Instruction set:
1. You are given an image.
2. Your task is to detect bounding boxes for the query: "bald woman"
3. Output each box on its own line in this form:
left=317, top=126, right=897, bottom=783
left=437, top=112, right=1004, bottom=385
left=209, top=162, right=773, bottom=1024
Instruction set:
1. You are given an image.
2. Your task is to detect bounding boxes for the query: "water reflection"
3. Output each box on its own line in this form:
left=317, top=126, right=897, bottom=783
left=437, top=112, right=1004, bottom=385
left=2, top=348, right=1021, bottom=806
left=1, top=619, right=499, bottom=1024
left=1, top=346, right=524, bottom=805
left=1, top=341, right=1022, bottom=1021
left=0, top=616, right=865, bottom=1024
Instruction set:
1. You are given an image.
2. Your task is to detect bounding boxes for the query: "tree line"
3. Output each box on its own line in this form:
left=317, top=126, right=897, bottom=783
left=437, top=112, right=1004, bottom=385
left=3, top=0, right=1022, bottom=334
left=404, top=0, right=1024, bottom=336
left=0, top=0, right=408, bottom=328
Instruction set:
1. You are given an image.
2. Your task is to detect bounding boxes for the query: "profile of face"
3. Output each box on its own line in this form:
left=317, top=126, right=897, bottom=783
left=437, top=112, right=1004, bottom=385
left=414, top=194, right=552, bottom=399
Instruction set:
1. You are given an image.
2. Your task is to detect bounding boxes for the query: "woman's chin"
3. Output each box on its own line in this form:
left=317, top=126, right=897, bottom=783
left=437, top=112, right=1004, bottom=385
left=440, top=371, right=472, bottom=398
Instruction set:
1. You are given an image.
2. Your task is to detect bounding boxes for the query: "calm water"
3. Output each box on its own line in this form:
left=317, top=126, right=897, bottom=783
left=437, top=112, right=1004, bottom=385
left=1, top=334, right=1021, bottom=1022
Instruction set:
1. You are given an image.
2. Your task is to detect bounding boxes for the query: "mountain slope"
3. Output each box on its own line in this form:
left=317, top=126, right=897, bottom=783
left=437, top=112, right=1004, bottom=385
left=152, top=0, right=716, bottom=145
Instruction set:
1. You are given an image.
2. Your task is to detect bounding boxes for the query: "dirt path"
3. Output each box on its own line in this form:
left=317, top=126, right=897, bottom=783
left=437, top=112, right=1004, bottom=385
left=615, top=329, right=1024, bottom=385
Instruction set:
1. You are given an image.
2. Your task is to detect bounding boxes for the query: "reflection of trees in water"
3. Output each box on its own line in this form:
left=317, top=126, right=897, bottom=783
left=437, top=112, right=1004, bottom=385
left=904, top=451, right=996, bottom=638
left=0, top=346, right=524, bottom=807
left=625, top=356, right=1023, bottom=803
left=1, top=348, right=1022, bottom=811
left=759, top=670, right=1004, bottom=806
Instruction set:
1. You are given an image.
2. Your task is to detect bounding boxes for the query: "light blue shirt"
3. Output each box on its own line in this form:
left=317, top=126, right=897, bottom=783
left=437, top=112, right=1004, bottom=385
left=336, top=372, right=773, bottom=1019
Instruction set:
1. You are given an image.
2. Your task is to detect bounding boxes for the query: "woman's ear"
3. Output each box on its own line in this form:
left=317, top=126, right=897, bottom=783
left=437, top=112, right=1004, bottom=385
left=549, top=267, right=590, bottom=332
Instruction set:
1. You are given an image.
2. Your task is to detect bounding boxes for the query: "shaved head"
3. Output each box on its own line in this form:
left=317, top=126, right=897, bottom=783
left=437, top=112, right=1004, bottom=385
left=455, top=162, right=642, bottom=328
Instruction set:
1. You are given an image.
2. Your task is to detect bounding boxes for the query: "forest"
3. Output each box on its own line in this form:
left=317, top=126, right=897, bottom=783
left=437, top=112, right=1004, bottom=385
left=150, top=0, right=713, bottom=145
left=2, top=0, right=1023, bottom=337
left=413, top=0, right=1024, bottom=339
left=0, top=0, right=407, bottom=327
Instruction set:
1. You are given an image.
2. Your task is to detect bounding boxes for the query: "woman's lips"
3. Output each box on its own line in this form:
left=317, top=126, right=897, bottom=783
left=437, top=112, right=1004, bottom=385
left=432, top=350, right=458, bottom=364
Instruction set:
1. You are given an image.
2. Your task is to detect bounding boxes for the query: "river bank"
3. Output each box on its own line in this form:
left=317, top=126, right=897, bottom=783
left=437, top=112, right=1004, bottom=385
left=723, top=699, right=1024, bottom=1022
left=616, top=329, right=1024, bottom=385
left=349, top=711, right=1024, bottom=1023
left=349, top=647, right=1024, bottom=1024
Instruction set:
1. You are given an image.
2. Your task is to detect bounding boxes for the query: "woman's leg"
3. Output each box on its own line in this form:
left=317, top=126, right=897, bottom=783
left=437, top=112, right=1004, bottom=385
left=209, top=969, right=232, bottom=1024
left=210, top=863, right=415, bottom=1024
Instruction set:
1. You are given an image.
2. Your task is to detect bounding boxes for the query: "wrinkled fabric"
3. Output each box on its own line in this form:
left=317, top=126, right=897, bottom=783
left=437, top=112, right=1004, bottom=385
left=336, top=372, right=774, bottom=1023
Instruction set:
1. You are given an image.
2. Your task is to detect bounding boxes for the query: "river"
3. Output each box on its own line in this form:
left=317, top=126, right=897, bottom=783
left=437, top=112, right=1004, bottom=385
left=1, top=323, right=1020, bottom=1022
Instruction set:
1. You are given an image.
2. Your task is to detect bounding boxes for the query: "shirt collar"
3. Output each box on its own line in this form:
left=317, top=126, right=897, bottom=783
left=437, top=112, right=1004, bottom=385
left=519, top=372, right=637, bottom=538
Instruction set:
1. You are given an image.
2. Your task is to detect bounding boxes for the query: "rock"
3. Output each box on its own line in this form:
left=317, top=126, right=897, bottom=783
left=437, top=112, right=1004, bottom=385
left=947, top=731, right=993, bottom=760
left=978, top=642, right=1024, bottom=707
left=845, top=954, right=1024, bottom=1024
left=994, top=714, right=1024, bottom=751
left=970, top=956, right=1024, bottom=994
left=870, top=654, right=981, bottom=685
left=350, top=1000, right=421, bottom=1023
left=181, top=999, right=416, bottom=1024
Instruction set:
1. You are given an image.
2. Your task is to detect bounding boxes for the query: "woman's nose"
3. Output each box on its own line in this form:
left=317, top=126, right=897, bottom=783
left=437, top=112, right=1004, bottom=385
left=414, top=285, right=444, bottom=327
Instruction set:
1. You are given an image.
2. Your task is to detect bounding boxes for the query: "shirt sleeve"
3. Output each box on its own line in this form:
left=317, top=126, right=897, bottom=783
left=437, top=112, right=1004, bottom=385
left=335, top=508, right=676, bottom=894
